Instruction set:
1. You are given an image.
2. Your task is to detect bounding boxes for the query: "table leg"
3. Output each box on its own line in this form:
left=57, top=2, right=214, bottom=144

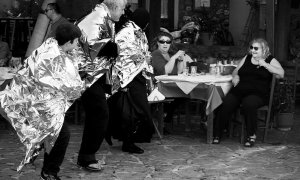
left=185, top=101, right=191, bottom=131
left=157, top=103, right=164, bottom=138
left=207, top=112, right=214, bottom=144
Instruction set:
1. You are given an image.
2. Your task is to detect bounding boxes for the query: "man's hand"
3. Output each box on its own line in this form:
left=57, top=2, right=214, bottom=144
left=232, top=75, right=240, bottom=87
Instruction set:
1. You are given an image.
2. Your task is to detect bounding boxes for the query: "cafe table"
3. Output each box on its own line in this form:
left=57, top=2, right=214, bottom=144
left=155, top=74, right=232, bottom=143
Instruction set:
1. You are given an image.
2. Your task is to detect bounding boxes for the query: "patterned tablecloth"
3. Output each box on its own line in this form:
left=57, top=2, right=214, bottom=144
left=155, top=74, right=232, bottom=95
left=155, top=74, right=232, bottom=114
left=155, top=74, right=233, bottom=143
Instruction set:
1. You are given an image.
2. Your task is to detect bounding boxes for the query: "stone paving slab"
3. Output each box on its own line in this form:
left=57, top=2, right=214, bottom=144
left=1, top=123, right=300, bottom=180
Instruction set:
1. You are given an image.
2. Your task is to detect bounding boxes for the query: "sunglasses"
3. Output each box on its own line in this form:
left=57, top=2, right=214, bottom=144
left=250, top=46, right=259, bottom=51
left=44, top=8, right=53, bottom=13
left=158, top=40, right=171, bottom=44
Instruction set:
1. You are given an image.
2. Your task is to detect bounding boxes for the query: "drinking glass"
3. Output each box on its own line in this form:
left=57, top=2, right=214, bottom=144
left=183, top=67, right=189, bottom=76
left=191, top=66, right=197, bottom=76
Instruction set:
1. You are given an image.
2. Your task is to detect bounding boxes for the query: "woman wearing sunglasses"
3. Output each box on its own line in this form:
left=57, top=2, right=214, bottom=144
left=151, top=31, right=193, bottom=76
left=213, top=38, right=284, bottom=147
left=150, top=32, right=193, bottom=131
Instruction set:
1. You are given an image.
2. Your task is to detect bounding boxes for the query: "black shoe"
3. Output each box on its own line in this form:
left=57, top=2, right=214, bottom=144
left=244, top=135, right=256, bottom=147
left=122, top=143, right=144, bottom=154
left=105, top=135, right=113, bottom=146
left=41, top=171, right=61, bottom=180
left=77, top=160, right=103, bottom=172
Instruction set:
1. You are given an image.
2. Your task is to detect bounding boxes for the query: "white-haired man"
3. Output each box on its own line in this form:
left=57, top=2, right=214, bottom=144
left=76, top=0, right=127, bottom=171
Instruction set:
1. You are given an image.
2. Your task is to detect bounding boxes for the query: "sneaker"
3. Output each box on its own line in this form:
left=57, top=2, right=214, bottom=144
left=212, top=137, right=220, bottom=144
left=77, top=160, right=103, bottom=172
left=40, top=171, right=61, bottom=180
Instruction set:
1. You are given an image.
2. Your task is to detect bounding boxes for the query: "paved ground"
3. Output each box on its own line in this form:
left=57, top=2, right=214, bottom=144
left=0, top=106, right=300, bottom=180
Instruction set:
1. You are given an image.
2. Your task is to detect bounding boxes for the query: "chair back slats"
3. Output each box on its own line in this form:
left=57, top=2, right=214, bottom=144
left=267, top=75, right=276, bottom=112
left=281, top=61, right=298, bottom=101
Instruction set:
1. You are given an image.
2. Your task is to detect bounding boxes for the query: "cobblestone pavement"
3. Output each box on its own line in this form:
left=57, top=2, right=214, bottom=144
left=1, top=108, right=300, bottom=180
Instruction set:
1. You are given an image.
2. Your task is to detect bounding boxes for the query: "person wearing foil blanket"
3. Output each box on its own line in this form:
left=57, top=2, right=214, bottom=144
left=76, top=0, right=127, bottom=171
left=40, top=24, right=83, bottom=180
left=107, top=8, right=154, bottom=154
left=0, top=23, right=83, bottom=180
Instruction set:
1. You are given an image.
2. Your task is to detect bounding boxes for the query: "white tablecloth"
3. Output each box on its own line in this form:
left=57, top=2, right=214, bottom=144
left=155, top=74, right=233, bottom=95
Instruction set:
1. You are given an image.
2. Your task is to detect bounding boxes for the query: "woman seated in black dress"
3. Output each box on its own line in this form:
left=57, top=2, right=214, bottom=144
left=213, top=38, right=284, bottom=147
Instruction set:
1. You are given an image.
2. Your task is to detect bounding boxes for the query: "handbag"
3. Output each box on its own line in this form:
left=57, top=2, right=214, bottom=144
left=108, top=88, right=140, bottom=141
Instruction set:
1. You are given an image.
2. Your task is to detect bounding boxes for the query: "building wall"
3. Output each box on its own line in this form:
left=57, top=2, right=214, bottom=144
left=229, top=0, right=250, bottom=46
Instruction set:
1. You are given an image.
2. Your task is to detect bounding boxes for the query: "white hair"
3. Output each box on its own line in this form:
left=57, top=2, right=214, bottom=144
left=103, top=0, right=127, bottom=10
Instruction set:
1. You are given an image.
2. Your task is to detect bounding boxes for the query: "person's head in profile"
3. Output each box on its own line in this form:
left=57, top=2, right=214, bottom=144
left=55, top=23, right=82, bottom=52
left=103, top=0, right=127, bottom=22
left=43, top=3, right=61, bottom=21
left=131, top=8, right=150, bottom=32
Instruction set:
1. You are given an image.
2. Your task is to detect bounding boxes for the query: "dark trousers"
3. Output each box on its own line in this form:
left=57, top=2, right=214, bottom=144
left=78, top=78, right=109, bottom=162
left=126, top=73, right=154, bottom=142
left=213, top=93, right=265, bottom=138
left=42, top=121, right=70, bottom=175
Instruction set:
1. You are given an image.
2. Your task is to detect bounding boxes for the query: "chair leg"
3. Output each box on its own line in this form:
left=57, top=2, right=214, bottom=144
left=229, top=118, right=234, bottom=138
left=262, top=111, right=271, bottom=143
left=157, top=103, right=164, bottom=138
left=150, top=103, right=164, bottom=139
left=241, top=118, right=245, bottom=144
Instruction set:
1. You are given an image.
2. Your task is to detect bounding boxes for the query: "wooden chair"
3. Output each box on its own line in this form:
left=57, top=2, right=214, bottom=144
left=274, top=61, right=298, bottom=130
left=230, top=74, right=277, bottom=143
left=149, top=99, right=174, bottom=139
left=280, top=61, right=298, bottom=103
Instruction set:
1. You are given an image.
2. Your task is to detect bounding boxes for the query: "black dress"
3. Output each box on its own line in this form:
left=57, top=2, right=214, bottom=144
left=231, top=54, right=273, bottom=103
left=213, top=54, right=274, bottom=137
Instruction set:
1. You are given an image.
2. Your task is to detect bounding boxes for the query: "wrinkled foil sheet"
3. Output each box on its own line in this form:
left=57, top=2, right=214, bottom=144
left=70, top=47, right=111, bottom=88
left=113, top=21, right=153, bottom=92
left=0, top=38, right=84, bottom=171
left=75, top=3, right=115, bottom=88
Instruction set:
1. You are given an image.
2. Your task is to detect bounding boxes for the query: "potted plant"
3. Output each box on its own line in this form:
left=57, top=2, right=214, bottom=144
left=197, top=11, right=218, bottom=46
left=273, top=77, right=296, bottom=131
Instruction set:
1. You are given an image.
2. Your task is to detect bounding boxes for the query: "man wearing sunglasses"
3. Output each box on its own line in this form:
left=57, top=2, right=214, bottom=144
left=43, top=3, right=70, bottom=41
